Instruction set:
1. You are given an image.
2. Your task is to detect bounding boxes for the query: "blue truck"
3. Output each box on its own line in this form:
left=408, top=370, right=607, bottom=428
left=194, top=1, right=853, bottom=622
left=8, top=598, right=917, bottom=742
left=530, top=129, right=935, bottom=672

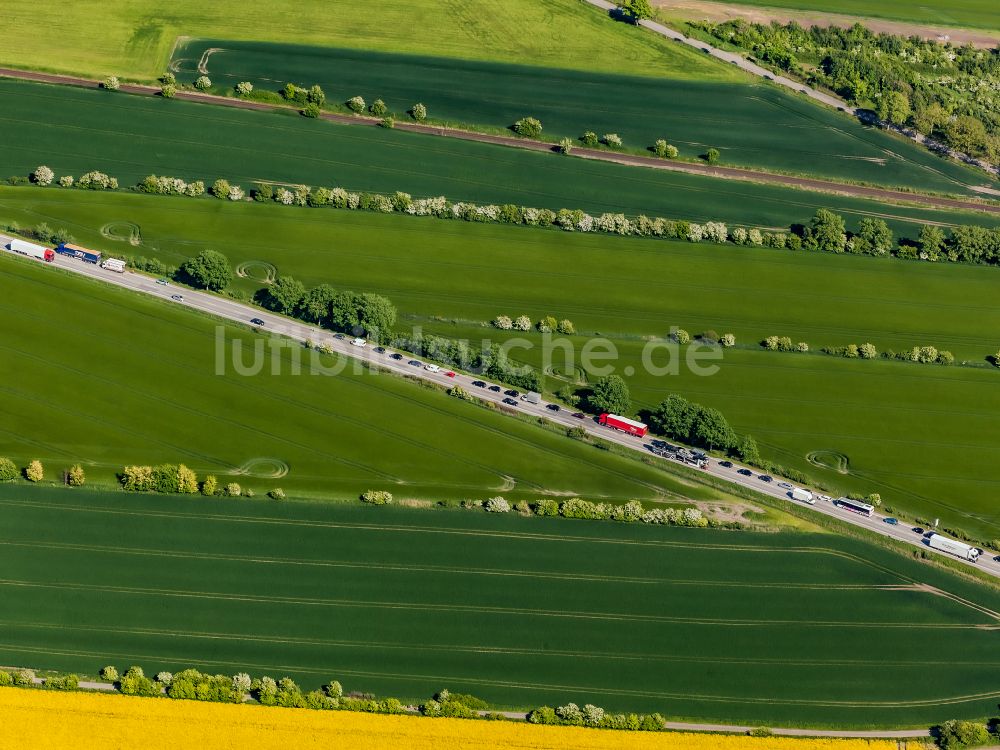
left=56, top=243, right=102, bottom=264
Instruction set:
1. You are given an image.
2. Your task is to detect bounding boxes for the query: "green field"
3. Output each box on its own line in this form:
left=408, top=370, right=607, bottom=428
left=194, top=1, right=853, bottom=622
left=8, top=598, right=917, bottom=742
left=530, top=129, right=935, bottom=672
left=700, top=0, right=999, bottom=32
left=3, top=187, right=1000, bottom=536
left=1, top=80, right=997, bottom=238
left=0, top=0, right=734, bottom=82
left=1, top=485, right=999, bottom=726
left=168, top=41, right=987, bottom=192
left=0, top=251, right=715, bottom=503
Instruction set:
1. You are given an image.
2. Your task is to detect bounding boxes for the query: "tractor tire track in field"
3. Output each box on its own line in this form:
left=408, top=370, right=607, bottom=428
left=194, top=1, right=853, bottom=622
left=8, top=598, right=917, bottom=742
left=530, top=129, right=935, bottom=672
left=0, top=497, right=932, bottom=588
left=0, top=642, right=959, bottom=723
left=0, top=538, right=899, bottom=590
left=0, top=577, right=984, bottom=629
left=5, top=617, right=995, bottom=669
left=0, top=67, right=997, bottom=216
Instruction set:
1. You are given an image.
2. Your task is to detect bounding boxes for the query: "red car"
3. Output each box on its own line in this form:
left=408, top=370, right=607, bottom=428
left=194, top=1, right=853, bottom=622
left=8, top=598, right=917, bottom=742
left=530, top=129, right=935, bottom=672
left=445, top=371, right=456, bottom=378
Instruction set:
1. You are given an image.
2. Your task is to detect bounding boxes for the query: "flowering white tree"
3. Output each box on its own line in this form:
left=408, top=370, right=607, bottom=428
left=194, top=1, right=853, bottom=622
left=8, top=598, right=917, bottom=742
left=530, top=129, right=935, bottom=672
left=687, top=223, right=704, bottom=242
left=484, top=496, right=511, bottom=513
left=601, top=133, right=622, bottom=148
left=747, top=228, right=764, bottom=246
left=185, top=180, right=205, bottom=197
left=557, top=703, right=583, bottom=724
left=703, top=222, right=728, bottom=243
left=232, top=672, right=252, bottom=698
left=493, top=315, right=513, bottom=330
left=58, top=175, right=74, bottom=187
left=78, top=171, right=115, bottom=190
left=583, top=704, right=606, bottom=726
left=730, top=227, right=748, bottom=245
left=32, top=165, right=54, bottom=186
left=235, top=81, right=253, bottom=96
left=347, top=96, right=366, bottom=113
left=156, top=672, right=173, bottom=686
left=576, top=213, right=594, bottom=232
left=194, top=75, right=212, bottom=90
left=796, top=342, right=809, bottom=352
left=410, top=102, right=427, bottom=121
left=225, top=482, right=241, bottom=496
left=228, top=185, right=245, bottom=201
left=721, top=333, right=736, bottom=347
left=102, top=76, right=120, bottom=91
left=681, top=508, right=708, bottom=527
left=513, top=315, right=532, bottom=331
left=859, top=342, right=878, bottom=359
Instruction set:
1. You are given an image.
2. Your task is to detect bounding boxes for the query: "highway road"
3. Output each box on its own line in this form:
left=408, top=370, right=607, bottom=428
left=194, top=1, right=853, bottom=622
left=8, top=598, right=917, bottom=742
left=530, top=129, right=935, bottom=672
left=5, top=237, right=999, bottom=582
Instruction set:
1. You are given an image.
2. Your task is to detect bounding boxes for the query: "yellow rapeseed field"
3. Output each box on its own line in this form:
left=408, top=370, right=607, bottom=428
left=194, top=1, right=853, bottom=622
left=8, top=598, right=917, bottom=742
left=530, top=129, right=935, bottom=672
left=0, top=688, right=911, bottom=750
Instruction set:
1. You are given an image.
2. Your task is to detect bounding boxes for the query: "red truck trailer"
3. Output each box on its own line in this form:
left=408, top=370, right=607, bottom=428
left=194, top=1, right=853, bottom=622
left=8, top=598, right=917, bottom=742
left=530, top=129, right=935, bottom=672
left=598, top=413, right=648, bottom=437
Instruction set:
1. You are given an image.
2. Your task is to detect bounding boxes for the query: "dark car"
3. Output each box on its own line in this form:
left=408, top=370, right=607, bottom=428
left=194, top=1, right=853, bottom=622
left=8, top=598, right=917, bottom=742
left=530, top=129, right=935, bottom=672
left=759, top=475, right=773, bottom=483
left=883, top=517, right=899, bottom=526
left=407, top=360, right=421, bottom=367
left=390, top=353, right=403, bottom=360
left=488, top=385, right=502, bottom=393
left=374, top=346, right=385, bottom=353
left=250, top=318, right=265, bottom=326
left=912, top=527, right=924, bottom=535
left=334, top=333, right=345, bottom=339
left=719, top=460, right=733, bottom=468
left=504, top=389, right=519, bottom=397
left=546, top=403, right=561, bottom=412
left=737, top=468, right=753, bottom=476
left=471, top=380, right=487, bottom=388
left=572, top=412, right=585, bottom=419
left=502, top=398, right=518, bottom=406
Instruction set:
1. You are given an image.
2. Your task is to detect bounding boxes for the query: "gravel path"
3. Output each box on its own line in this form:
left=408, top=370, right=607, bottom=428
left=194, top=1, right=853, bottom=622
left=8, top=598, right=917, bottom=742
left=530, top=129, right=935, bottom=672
left=0, top=66, right=997, bottom=216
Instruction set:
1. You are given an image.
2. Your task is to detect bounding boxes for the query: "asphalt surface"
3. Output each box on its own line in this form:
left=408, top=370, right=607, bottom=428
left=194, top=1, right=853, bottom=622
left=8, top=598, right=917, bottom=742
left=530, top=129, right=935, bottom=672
left=0, top=66, right=997, bottom=215
left=5, top=237, right=997, bottom=585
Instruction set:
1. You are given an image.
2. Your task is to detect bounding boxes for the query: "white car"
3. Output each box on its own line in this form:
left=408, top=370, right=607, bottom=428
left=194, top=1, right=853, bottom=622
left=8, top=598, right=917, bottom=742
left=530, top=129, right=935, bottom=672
left=350, top=338, right=367, bottom=347
left=424, top=363, right=441, bottom=373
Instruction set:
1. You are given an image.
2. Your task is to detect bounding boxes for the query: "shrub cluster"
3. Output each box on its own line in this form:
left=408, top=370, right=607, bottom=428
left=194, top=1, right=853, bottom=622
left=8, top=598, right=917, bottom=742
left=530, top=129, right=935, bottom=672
left=491, top=315, right=574, bottom=334
left=361, top=490, right=393, bottom=505
left=533, top=497, right=709, bottom=527
left=119, top=464, right=199, bottom=493
left=137, top=174, right=206, bottom=197
left=528, top=702, right=666, bottom=732
left=821, top=343, right=954, bottom=365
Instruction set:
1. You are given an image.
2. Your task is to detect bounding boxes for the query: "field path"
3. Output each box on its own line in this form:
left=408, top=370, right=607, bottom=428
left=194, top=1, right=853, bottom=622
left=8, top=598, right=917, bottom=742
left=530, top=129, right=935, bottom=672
left=582, top=0, right=999, bottom=179
left=0, top=67, right=997, bottom=216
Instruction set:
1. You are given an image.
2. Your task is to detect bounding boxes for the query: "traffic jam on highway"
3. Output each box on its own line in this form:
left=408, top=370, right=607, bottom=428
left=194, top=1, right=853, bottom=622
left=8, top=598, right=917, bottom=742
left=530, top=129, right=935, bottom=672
left=3, top=235, right=993, bottom=572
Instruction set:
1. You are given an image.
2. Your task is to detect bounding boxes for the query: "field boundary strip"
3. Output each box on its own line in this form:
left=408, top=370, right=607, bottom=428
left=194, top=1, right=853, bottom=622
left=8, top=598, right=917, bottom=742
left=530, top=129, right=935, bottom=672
left=0, top=67, right=997, bottom=215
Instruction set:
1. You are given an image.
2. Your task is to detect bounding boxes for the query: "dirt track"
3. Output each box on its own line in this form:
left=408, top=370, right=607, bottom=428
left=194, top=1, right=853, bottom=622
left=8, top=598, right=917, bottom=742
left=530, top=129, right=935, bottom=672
left=654, top=0, right=1000, bottom=47
left=1, top=66, right=998, bottom=216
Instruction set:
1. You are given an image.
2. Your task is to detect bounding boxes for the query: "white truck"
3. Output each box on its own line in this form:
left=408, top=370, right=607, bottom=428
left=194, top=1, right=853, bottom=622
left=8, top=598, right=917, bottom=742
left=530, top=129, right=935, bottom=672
left=101, top=258, right=126, bottom=273
left=9, top=239, right=54, bottom=261
left=928, top=534, right=980, bottom=562
left=790, top=487, right=815, bottom=504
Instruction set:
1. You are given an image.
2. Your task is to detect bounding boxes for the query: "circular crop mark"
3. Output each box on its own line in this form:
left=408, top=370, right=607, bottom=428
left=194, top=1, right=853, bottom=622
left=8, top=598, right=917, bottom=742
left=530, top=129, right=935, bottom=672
left=544, top=364, right=588, bottom=384
left=806, top=450, right=850, bottom=474
left=232, top=458, right=289, bottom=478
left=236, top=261, right=277, bottom=284
left=100, top=222, right=142, bottom=246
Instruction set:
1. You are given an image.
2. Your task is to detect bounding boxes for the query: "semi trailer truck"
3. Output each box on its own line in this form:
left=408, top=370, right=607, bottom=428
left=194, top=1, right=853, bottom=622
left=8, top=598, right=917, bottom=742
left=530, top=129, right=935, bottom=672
left=9, top=239, right=54, bottom=261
